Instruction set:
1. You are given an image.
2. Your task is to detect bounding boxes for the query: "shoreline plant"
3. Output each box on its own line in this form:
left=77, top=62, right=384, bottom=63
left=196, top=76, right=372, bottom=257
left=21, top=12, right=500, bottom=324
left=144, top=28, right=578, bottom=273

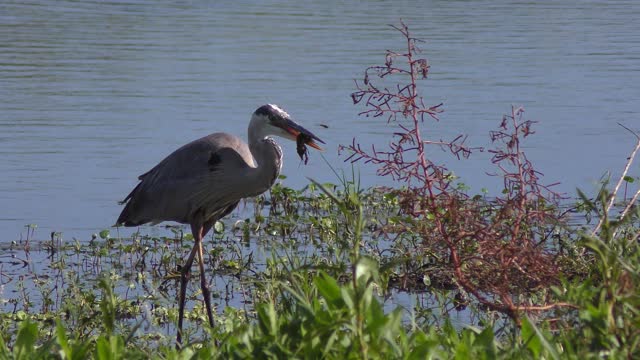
left=344, top=21, right=573, bottom=323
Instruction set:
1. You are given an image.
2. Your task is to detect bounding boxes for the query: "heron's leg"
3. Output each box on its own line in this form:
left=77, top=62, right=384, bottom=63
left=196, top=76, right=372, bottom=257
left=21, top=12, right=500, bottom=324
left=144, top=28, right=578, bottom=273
left=176, top=228, right=200, bottom=347
left=198, top=221, right=215, bottom=329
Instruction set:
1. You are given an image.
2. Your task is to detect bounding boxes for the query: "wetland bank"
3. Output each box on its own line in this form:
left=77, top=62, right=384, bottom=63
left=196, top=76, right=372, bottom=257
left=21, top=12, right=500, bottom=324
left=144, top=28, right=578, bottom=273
left=2, top=11, right=640, bottom=360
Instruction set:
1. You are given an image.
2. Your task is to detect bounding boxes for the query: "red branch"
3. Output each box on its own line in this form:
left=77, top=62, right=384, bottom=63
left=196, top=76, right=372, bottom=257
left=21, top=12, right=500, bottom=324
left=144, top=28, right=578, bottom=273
left=343, top=21, right=566, bottom=322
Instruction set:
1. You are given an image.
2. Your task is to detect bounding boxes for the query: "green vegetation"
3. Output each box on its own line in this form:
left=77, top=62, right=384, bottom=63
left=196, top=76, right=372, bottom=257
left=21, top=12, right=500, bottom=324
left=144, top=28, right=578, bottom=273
left=1, top=177, right=639, bottom=358
left=1, top=22, right=639, bottom=359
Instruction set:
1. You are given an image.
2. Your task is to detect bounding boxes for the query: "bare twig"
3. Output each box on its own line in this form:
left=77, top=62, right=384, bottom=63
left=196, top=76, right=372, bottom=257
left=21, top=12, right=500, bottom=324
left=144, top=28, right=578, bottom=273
left=345, top=21, right=565, bottom=322
left=593, top=123, right=640, bottom=235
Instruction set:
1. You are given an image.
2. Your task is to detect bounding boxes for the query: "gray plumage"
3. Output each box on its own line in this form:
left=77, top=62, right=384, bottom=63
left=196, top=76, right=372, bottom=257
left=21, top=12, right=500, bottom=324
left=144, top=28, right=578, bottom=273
left=117, top=132, right=278, bottom=227
left=114, top=104, right=324, bottom=347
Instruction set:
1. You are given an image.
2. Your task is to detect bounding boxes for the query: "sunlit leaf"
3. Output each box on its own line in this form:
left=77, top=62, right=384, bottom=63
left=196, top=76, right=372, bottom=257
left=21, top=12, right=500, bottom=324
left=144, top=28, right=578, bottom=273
left=13, top=320, right=38, bottom=360
left=213, top=220, right=225, bottom=234
left=522, top=317, right=560, bottom=360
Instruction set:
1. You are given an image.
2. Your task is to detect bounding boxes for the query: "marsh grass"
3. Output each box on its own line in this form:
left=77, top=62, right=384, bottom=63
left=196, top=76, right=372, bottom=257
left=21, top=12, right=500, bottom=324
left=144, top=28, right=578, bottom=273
left=2, top=171, right=639, bottom=358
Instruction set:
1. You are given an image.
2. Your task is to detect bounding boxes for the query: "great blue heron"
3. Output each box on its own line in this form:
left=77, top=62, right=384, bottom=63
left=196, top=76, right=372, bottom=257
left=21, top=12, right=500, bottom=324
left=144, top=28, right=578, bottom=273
left=115, top=104, right=324, bottom=346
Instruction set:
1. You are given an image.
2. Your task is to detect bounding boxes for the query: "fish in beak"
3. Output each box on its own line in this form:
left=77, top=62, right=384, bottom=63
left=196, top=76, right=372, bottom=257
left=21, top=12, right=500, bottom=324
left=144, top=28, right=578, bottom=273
left=281, top=119, right=325, bottom=151
left=277, top=118, right=325, bottom=164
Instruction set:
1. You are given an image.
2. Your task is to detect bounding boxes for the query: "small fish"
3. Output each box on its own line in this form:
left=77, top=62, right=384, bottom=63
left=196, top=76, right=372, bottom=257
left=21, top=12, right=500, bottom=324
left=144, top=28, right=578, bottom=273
left=296, top=133, right=311, bottom=165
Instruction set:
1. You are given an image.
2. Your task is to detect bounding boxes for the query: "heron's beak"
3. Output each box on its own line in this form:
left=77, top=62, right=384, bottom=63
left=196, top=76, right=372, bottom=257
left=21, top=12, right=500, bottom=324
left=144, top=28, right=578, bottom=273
left=282, top=119, right=325, bottom=150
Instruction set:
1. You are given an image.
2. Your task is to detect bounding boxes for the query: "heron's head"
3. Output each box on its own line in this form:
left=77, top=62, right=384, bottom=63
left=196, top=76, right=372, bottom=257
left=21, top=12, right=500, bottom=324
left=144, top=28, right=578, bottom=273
left=250, top=104, right=325, bottom=150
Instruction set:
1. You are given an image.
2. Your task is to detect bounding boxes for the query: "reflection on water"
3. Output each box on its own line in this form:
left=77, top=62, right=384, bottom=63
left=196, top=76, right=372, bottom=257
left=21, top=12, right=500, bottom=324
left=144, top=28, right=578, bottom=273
left=1, top=0, right=639, bottom=243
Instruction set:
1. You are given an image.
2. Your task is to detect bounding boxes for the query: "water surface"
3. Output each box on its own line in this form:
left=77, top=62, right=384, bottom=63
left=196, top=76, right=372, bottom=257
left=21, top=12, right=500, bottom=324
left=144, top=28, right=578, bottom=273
left=1, top=0, right=639, bottom=241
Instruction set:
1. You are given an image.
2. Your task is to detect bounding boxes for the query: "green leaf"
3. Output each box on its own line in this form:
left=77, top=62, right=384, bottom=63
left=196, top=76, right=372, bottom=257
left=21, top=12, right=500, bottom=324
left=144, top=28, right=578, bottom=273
left=14, top=320, right=38, bottom=360
left=314, top=273, right=342, bottom=305
left=95, top=336, right=111, bottom=360
left=213, top=220, right=225, bottom=234
left=0, top=331, right=11, bottom=360
left=454, top=337, right=471, bottom=360
left=257, top=302, right=278, bottom=337
left=341, top=287, right=355, bottom=311
left=55, top=320, right=70, bottom=358
left=522, top=317, right=560, bottom=360
left=355, top=256, right=379, bottom=288
left=281, top=284, right=314, bottom=316
left=521, top=317, right=541, bottom=358
left=99, top=229, right=110, bottom=239
left=475, top=326, right=497, bottom=358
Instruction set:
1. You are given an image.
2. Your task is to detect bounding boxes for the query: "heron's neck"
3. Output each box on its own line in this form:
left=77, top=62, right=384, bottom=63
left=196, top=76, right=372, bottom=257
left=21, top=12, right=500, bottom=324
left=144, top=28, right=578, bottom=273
left=248, top=137, right=283, bottom=195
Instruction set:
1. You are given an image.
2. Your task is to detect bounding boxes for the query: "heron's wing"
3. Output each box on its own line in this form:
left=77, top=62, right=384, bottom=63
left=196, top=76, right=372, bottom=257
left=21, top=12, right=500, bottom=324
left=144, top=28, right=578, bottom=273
left=178, top=147, right=255, bottom=218
left=117, top=133, right=255, bottom=226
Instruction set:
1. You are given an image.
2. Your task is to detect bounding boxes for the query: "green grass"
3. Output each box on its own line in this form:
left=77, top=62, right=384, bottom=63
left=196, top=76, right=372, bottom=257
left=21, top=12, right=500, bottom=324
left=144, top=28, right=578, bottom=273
left=0, top=175, right=638, bottom=359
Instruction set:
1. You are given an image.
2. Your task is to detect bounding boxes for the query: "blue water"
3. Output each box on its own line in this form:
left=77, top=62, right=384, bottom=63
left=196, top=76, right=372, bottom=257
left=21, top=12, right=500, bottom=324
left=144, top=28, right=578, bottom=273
left=1, top=0, right=639, bottom=242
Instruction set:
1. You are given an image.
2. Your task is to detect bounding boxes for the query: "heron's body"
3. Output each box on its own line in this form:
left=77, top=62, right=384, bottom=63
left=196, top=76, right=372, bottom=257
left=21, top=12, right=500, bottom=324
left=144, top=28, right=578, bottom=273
left=117, top=132, right=280, bottom=227
left=115, top=104, right=323, bottom=347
